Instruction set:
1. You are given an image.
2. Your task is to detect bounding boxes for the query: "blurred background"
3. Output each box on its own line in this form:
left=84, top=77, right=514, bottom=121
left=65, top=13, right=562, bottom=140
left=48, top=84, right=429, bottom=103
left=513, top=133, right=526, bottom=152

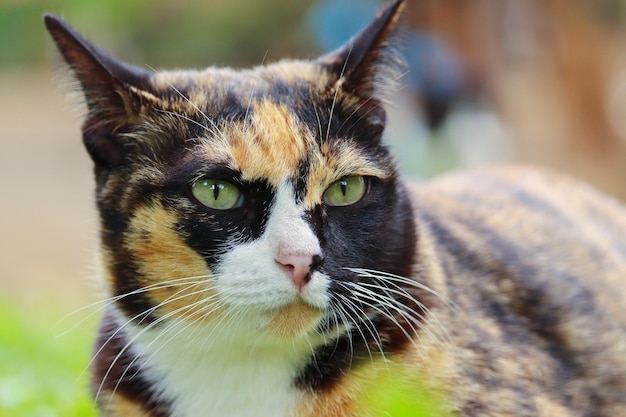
left=2, top=0, right=626, bottom=415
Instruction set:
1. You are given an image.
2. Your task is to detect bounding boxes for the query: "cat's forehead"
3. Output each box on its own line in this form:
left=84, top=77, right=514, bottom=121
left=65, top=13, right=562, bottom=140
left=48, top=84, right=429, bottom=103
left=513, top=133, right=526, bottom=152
left=219, top=99, right=310, bottom=183
left=150, top=60, right=333, bottom=102
left=194, top=98, right=388, bottom=208
left=149, top=63, right=391, bottom=206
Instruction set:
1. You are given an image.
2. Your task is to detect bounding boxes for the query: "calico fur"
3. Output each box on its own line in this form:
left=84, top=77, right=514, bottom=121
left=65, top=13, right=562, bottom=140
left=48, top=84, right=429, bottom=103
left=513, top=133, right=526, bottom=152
left=45, top=1, right=626, bottom=416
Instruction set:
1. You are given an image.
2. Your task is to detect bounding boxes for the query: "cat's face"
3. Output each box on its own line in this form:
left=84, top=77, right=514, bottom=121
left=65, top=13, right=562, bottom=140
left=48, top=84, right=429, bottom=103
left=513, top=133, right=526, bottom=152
left=98, top=64, right=416, bottom=348
left=46, top=0, right=420, bottom=355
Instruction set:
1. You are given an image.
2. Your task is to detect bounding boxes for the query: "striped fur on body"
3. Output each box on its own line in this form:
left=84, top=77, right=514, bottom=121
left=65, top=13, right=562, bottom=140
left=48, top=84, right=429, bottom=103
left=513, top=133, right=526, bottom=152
left=45, top=1, right=626, bottom=416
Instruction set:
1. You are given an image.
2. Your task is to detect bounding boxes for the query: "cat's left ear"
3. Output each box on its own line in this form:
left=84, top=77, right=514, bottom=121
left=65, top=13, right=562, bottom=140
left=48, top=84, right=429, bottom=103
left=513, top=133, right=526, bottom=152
left=318, top=0, right=406, bottom=127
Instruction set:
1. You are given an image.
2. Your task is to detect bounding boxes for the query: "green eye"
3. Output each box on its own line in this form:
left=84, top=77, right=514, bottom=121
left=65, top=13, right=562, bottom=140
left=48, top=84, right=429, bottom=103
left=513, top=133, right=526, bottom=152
left=323, top=176, right=367, bottom=207
left=191, top=179, right=243, bottom=210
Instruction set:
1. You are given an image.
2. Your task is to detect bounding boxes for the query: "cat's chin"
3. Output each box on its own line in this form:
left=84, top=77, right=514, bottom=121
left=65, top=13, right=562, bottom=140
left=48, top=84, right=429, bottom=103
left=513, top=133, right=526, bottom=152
left=261, top=300, right=323, bottom=340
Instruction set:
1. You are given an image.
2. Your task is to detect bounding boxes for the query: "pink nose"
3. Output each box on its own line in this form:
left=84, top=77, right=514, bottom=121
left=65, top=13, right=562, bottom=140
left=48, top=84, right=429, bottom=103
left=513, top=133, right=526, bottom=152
left=276, top=254, right=315, bottom=291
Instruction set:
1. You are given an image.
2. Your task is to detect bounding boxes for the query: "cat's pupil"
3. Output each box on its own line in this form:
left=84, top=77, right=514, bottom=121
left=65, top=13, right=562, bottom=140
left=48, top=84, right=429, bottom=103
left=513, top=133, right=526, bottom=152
left=340, top=180, right=348, bottom=196
left=212, top=183, right=222, bottom=201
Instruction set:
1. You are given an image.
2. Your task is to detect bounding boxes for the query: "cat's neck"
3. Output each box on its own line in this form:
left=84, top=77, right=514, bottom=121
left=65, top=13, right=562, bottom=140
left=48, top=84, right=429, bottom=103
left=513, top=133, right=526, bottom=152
left=126, top=310, right=314, bottom=417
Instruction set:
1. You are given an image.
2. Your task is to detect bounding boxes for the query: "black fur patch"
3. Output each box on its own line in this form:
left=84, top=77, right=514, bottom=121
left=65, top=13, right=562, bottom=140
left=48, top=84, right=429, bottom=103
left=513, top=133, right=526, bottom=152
left=162, top=164, right=276, bottom=264
left=296, top=180, right=421, bottom=391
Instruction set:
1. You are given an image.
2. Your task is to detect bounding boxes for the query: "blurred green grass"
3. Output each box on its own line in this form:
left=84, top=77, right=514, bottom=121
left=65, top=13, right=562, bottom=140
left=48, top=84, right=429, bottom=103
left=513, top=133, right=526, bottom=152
left=357, top=361, right=452, bottom=417
left=0, top=300, right=97, bottom=417
left=1, top=0, right=317, bottom=70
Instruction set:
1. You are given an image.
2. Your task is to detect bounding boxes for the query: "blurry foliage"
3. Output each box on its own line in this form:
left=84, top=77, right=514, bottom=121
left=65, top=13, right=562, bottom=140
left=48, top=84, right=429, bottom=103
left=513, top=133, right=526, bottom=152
left=1, top=0, right=318, bottom=69
left=0, top=300, right=97, bottom=417
left=356, top=361, right=452, bottom=417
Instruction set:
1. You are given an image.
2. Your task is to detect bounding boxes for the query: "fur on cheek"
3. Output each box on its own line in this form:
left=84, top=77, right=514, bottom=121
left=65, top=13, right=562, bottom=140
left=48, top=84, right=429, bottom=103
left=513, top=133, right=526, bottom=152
left=124, top=202, right=223, bottom=322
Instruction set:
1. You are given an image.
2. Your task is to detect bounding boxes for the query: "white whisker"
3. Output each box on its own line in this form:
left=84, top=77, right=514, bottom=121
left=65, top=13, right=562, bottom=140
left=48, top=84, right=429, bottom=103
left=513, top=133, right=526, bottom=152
left=157, top=109, right=213, bottom=134
left=348, top=267, right=455, bottom=308
left=77, top=277, right=213, bottom=382
left=95, top=281, right=220, bottom=403
left=334, top=291, right=380, bottom=362
left=329, top=295, right=356, bottom=363
left=359, top=279, right=452, bottom=346
left=153, top=74, right=229, bottom=144
left=326, top=46, right=353, bottom=143
left=344, top=282, right=434, bottom=347
left=56, top=275, right=215, bottom=336
left=114, top=294, right=228, bottom=394
left=344, top=269, right=453, bottom=348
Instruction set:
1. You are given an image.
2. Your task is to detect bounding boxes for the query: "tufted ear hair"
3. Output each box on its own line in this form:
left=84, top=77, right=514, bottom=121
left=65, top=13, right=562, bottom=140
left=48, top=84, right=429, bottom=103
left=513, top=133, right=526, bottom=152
left=44, top=14, right=152, bottom=168
left=317, top=0, right=406, bottom=127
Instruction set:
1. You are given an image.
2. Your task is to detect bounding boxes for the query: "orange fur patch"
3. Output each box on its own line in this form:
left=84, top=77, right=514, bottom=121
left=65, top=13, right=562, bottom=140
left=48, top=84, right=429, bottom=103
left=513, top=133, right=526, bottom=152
left=219, top=99, right=310, bottom=185
left=267, top=300, right=322, bottom=339
left=101, top=393, right=152, bottom=417
left=125, top=202, right=221, bottom=322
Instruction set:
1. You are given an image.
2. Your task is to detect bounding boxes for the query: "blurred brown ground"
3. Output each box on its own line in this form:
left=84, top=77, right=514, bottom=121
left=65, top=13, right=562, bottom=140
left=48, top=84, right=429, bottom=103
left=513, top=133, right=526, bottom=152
left=0, top=70, right=98, bottom=314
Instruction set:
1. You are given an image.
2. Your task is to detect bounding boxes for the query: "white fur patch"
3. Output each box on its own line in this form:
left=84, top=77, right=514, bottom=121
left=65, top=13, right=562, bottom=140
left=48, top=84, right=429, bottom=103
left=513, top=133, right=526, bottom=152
left=216, top=183, right=329, bottom=311
left=131, top=320, right=306, bottom=417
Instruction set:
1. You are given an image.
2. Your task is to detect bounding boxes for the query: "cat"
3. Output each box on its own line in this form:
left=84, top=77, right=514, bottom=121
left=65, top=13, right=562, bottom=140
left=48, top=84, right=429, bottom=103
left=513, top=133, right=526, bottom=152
left=44, top=0, right=626, bottom=416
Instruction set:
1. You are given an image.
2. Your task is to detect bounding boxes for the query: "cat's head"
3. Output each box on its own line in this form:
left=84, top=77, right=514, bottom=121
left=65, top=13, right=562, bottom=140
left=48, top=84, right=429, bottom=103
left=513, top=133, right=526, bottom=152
left=45, top=0, right=422, bottom=353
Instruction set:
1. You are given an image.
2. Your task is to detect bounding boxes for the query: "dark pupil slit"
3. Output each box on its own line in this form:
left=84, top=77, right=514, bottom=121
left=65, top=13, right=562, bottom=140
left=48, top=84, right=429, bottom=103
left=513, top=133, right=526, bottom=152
left=213, top=184, right=221, bottom=200
left=340, top=180, right=348, bottom=196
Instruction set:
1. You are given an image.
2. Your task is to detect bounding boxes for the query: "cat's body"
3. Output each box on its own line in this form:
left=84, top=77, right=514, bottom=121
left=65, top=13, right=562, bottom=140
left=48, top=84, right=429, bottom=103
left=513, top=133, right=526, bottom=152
left=45, top=1, right=626, bottom=416
left=413, top=166, right=626, bottom=416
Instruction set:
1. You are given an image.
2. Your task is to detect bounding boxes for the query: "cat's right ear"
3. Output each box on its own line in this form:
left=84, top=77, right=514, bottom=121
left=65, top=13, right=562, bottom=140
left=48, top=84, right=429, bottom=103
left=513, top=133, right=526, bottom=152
left=317, top=0, right=405, bottom=128
left=44, top=14, right=151, bottom=167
